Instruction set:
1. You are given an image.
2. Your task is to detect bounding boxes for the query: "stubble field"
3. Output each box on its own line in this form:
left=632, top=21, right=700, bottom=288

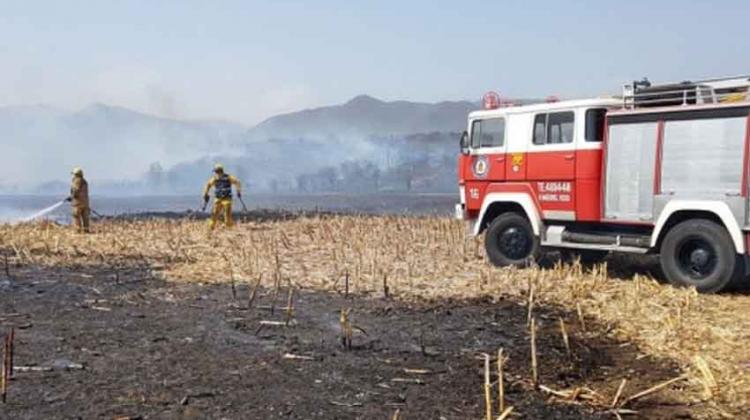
left=0, top=213, right=748, bottom=419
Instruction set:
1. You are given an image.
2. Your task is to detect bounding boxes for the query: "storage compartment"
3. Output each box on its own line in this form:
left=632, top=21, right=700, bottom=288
left=605, top=122, right=658, bottom=221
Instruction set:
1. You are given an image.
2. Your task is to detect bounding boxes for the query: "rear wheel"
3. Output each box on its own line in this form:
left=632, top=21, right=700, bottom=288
left=485, top=213, right=539, bottom=267
left=659, top=219, right=743, bottom=293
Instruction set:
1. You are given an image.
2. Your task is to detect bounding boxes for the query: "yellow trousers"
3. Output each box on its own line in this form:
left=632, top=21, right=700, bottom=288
left=72, top=207, right=90, bottom=233
left=209, top=198, right=233, bottom=229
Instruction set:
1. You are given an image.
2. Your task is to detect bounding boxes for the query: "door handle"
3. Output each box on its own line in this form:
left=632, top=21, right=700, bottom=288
left=563, top=154, right=574, bottom=160
left=495, top=157, right=505, bottom=162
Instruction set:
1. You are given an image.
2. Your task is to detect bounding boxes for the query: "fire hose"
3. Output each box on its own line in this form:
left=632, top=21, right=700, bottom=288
left=237, top=195, right=249, bottom=213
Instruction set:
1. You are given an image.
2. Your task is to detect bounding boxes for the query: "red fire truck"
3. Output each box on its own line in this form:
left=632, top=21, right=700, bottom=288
left=456, top=76, right=750, bottom=293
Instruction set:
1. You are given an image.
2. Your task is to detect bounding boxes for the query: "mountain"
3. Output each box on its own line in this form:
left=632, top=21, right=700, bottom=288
left=0, top=104, right=247, bottom=190
left=164, top=96, right=478, bottom=194
left=248, top=95, right=476, bottom=141
left=0, top=95, right=480, bottom=194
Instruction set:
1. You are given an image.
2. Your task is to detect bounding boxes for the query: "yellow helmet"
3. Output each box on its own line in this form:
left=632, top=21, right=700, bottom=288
left=213, top=163, right=224, bottom=173
left=72, top=167, right=83, bottom=176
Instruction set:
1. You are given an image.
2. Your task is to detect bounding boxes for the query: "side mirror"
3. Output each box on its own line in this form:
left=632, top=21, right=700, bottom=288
left=459, top=131, right=469, bottom=155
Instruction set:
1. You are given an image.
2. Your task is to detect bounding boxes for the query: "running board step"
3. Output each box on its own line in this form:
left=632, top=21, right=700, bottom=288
left=562, top=231, right=650, bottom=248
left=542, top=226, right=651, bottom=254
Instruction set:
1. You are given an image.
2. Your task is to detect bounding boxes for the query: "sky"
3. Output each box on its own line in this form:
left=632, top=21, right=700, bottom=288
left=0, top=0, right=749, bottom=125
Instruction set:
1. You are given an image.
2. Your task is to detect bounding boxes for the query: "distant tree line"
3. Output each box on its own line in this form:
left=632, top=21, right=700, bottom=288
left=37, top=131, right=462, bottom=196
left=281, top=131, right=460, bottom=193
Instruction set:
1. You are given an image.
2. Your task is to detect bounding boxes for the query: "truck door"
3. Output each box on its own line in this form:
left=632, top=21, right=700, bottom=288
left=526, top=111, right=576, bottom=218
left=463, top=117, right=507, bottom=211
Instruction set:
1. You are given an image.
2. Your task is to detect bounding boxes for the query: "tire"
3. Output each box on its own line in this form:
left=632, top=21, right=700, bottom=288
left=659, top=219, right=743, bottom=293
left=485, top=213, right=539, bottom=267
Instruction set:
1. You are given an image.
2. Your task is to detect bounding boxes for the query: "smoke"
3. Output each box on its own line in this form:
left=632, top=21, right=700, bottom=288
left=146, top=85, right=181, bottom=120
left=0, top=207, right=33, bottom=223
left=0, top=94, right=472, bottom=195
left=0, top=103, right=246, bottom=192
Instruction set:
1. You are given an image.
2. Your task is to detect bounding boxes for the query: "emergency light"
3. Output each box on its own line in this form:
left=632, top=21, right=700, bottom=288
left=482, top=91, right=501, bottom=110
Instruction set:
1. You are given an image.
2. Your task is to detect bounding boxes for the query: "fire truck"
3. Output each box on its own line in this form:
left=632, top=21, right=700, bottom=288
left=456, top=76, right=750, bottom=293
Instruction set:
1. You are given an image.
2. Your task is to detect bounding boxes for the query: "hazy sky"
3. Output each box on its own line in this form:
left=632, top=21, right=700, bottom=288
left=1, top=0, right=748, bottom=125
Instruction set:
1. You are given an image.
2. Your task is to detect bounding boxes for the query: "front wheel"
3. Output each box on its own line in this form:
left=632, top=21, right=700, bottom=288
left=659, top=219, right=743, bottom=293
left=485, top=213, right=539, bottom=267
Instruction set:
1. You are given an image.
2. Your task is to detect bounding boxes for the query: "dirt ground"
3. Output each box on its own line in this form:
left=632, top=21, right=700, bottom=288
left=1, top=261, right=689, bottom=419
left=1, top=212, right=746, bottom=419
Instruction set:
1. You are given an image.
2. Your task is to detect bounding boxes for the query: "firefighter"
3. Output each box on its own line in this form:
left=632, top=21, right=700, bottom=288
left=65, top=167, right=90, bottom=233
left=202, top=164, right=242, bottom=229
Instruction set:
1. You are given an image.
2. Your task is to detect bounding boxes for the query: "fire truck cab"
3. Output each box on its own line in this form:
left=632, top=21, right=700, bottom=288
left=457, top=77, right=750, bottom=293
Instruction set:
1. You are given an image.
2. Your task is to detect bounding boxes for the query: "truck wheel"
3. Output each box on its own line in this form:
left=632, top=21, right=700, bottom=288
left=659, top=219, right=742, bottom=293
left=485, top=213, right=539, bottom=267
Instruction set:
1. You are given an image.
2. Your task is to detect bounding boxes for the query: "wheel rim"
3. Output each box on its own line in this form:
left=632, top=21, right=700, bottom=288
left=497, top=225, right=532, bottom=261
left=675, top=236, right=718, bottom=280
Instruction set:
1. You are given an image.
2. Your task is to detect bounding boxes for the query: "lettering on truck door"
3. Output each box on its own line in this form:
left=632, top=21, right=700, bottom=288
left=527, top=111, right=576, bottom=219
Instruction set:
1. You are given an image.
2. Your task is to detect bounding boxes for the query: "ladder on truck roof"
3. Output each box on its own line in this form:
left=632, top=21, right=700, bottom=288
left=622, top=75, right=750, bottom=109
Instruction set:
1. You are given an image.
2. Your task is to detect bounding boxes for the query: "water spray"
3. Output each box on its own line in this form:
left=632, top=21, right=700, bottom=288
left=20, top=200, right=66, bottom=223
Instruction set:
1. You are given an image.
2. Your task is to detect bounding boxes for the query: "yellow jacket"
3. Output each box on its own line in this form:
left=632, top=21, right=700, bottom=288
left=70, top=176, right=89, bottom=209
left=203, top=173, right=242, bottom=198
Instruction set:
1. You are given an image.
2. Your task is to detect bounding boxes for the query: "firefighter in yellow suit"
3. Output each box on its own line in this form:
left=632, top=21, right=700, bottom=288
left=202, top=164, right=242, bottom=229
left=65, top=167, right=90, bottom=233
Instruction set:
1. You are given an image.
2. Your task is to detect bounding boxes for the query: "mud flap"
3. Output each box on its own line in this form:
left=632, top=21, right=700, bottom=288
left=742, top=254, right=750, bottom=277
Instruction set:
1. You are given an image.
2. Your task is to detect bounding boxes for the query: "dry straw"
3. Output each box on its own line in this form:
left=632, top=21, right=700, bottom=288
left=1, top=216, right=749, bottom=417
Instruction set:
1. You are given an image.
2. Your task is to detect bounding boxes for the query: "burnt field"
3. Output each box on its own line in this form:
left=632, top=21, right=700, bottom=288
left=0, top=214, right=748, bottom=419
left=1, top=266, right=683, bottom=419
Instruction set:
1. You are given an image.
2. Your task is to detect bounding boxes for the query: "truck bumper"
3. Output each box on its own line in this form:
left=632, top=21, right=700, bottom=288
left=454, top=203, right=466, bottom=220
left=456, top=203, right=480, bottom=236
